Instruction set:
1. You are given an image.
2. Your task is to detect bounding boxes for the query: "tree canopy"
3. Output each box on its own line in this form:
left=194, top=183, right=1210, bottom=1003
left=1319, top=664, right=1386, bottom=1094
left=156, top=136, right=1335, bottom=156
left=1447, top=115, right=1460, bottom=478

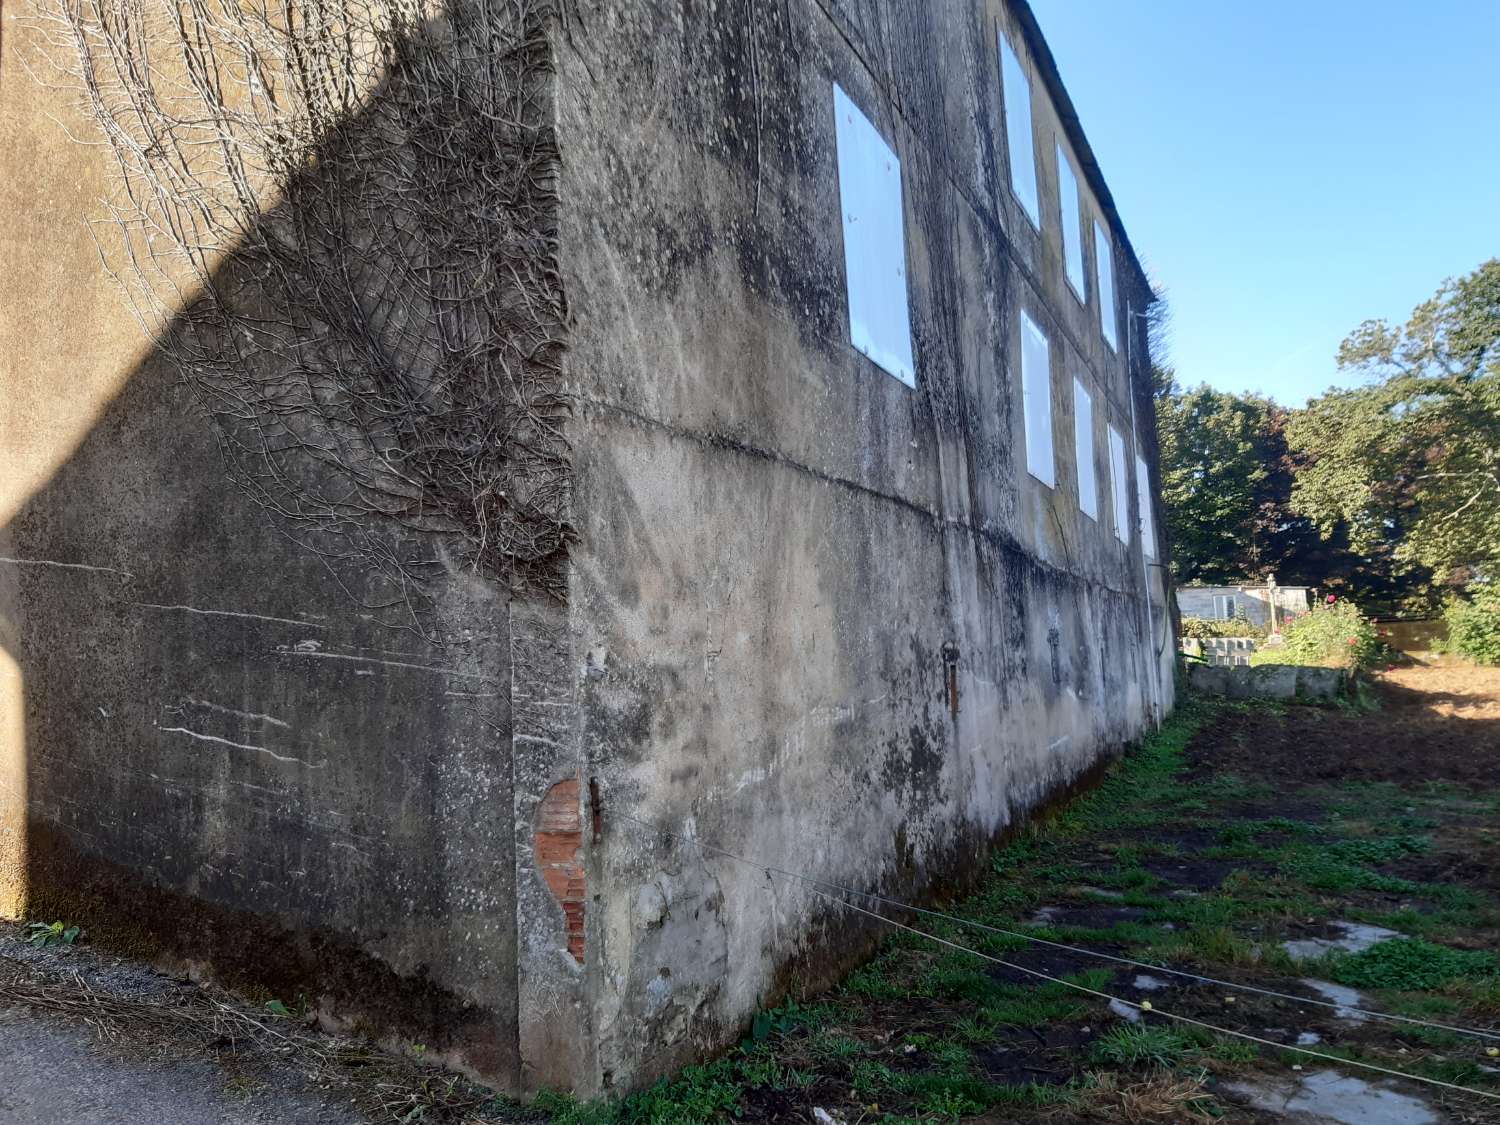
left=1155, top=259, right=1500, bottom=614
left=1289, top=259, right=1500, bottom=590
left=1153, top=375, right=1273, bottom=584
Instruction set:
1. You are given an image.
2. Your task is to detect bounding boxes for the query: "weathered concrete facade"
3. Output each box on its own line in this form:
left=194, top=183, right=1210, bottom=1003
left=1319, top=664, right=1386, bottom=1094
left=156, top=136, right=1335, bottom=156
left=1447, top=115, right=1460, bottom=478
left=1, top=0, right=1172, bottom=1098
left=554, top=0, right=1172, bottom=1091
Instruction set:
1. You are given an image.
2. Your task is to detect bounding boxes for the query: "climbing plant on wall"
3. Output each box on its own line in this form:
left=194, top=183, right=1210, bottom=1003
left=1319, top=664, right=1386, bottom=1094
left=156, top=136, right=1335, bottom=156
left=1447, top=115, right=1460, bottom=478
left=42, top=0, right=573, bottom=617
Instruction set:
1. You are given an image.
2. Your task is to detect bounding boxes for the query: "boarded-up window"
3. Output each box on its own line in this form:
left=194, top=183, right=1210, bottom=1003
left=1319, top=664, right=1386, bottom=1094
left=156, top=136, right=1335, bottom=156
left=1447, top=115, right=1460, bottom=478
left=1136, top=451, right=1156, bottom=559
left=1094, top=220, right=1118, bottom=352
left=999, top=32, right=1040, bottom=228
left=1109, top=425, right=1129, bottom=543
left=1214, top=594, right=1238, bottom=621
left=833, top=84, right=916, bottom=387
left=1073, top=378, right=1097, bottom=519
left=1020, top=311, right=1053, bottom=487
left=1058, top=144, right=1086, bottom=300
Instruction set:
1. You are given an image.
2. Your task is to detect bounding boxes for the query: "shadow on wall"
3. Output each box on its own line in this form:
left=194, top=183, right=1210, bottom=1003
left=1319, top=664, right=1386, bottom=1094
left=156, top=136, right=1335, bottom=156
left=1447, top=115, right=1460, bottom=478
left=0, top=0, right=566, bottom=1087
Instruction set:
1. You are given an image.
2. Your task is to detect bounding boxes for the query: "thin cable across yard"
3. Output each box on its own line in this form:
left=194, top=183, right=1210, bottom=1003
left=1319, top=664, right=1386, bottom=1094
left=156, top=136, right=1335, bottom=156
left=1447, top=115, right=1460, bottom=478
left=610, top=808, right=1500, bottom=1044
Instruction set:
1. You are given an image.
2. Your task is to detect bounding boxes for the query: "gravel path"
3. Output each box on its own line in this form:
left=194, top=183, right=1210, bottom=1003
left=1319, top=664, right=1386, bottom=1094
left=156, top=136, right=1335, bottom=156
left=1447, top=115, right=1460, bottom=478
left=0, top=924, right=513, bottom=1125
left=0, top=1003, right=364, bottom=1124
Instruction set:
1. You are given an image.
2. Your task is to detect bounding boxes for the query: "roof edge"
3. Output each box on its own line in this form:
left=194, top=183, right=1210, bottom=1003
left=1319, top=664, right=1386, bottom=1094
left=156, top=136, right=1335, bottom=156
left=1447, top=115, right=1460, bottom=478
left=1008, top=0, right=1154, bottom=301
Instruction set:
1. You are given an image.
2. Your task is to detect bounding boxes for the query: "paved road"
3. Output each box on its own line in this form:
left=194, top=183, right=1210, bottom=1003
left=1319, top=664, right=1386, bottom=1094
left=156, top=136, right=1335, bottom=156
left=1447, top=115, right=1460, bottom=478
left=0, top=1004, right=363, bottom=1125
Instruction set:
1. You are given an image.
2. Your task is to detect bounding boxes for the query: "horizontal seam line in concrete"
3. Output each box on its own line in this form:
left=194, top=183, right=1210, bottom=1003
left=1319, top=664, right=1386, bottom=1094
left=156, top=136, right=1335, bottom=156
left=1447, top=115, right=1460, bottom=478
left=577, top=394, right=1150, bottom=603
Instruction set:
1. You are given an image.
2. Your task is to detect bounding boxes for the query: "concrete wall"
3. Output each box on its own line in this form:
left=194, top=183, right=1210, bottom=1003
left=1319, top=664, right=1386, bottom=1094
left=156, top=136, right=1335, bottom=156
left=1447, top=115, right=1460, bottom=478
left=1186, top=662, right=1345, bottom=703
left=553, top=0, right=1173, bottom=1094
left=0, top=1, right=533, bottom=1085
left=1182, top=637, right=1261, bottom=667
left=3, top=0, right=1173, bottom=1098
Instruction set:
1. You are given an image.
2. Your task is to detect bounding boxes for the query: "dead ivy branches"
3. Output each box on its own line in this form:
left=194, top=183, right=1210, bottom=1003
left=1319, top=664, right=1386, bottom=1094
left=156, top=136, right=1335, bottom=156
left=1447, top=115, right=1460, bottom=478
left=45, top=0, right=571, bottom=617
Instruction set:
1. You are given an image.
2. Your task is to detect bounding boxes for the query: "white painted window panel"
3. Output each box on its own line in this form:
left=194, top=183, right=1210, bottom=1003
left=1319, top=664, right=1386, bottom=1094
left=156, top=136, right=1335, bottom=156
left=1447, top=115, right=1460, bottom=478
left=999, top=33, right=1040, bottom=228
left=833, top=84, right=916, bottom=388
left=1020, top=311, right=1054, bottom=487
left=1073, top=378, right=1097, bottom=519
left=1136, top=451, right=1156, bottom=559
left=1215, top=594, right=1238, bottom=621
left=1108, top=425, right=1129, bottom=543
left=1057, top=145, right=1086, bottom=300
left=1094, top=220, right=1118, bottom=352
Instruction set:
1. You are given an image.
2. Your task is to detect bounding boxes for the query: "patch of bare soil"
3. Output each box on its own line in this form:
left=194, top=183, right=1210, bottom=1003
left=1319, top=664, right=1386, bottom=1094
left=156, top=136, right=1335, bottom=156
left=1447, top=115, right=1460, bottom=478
left=1386, top=842, right=1500, bottom=895
left=975, top=1024, right=1091, bottom=1086
left=1141, top=857, right=1256, bottom=891
left=1187, top=666, right=1500, bottom=787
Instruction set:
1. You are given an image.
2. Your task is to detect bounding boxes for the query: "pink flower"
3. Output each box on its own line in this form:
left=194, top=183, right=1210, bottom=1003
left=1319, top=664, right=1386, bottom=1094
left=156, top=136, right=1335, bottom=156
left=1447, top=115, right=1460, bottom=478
left=1326, top=594, right=1337, bottom=604
left=1386, top=664, right=1395, bottom=671
left=1348, top=637, right=1358, bottom=645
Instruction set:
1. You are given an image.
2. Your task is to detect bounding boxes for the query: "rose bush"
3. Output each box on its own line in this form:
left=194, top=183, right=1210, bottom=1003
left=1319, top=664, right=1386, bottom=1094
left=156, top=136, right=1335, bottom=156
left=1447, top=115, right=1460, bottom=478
left=1250, top=596, right=1383, bottom=669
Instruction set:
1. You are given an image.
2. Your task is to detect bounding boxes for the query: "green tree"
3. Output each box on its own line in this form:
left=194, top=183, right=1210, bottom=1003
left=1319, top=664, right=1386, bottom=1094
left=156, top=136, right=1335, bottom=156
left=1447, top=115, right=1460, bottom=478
left=1290, top=260, right=1500, bottom=595
left=1153, top=373, right=1330, bottom=585
left=1153, top=371, right=1416, bottom=609
left=1154, top=374, right=1271, bottom=582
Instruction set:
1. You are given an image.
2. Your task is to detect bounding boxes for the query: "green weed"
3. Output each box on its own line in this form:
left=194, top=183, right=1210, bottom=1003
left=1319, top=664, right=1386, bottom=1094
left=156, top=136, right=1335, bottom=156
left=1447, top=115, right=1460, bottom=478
left=919, top=1088, right=984, bottom=1118
left=1325, top=836, right=1429, bottom=865
left=25, top=920, right=81, bottom=948
left=614, top=1061, right=744, bottom=1124
left=1333, top=938, right=1497, bottom=991
left=1090, top=1024, right=1196, bottom=1069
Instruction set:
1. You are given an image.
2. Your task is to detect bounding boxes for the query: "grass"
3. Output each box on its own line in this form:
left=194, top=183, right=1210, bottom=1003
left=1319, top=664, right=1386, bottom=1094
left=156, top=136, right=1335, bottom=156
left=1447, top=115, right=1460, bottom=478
left=1089, top=1025, right=1196, bottom=1069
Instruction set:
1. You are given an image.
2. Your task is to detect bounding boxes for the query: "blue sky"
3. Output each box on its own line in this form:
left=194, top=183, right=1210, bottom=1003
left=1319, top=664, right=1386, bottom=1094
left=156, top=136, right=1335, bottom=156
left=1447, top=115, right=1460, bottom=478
left=1029, top=0, right=1500, bottom=405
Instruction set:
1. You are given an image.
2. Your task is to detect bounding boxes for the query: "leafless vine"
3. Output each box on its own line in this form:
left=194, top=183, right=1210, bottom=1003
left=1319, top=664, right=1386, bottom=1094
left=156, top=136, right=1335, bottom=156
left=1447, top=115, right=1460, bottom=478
left=42, top=0, right=571, bottom=617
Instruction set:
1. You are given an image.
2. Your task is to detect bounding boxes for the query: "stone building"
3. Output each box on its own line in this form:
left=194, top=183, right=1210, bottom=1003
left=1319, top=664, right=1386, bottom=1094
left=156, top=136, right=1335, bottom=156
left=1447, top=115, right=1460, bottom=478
left=1, top=0, right=1172, bottom=1096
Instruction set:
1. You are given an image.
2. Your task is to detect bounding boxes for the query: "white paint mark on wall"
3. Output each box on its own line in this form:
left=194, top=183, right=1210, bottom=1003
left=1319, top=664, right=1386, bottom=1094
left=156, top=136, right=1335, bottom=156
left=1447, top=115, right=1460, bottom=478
left=134, top=602, right=325, bottom=629
left=156, top=725, right=325, bottom=769
left=515, top=733, right=562, bottom=750
left=0, top=556, right=132, bottom=579
left=1047, top=736, right=1070, bottom=751
left=184, top=698, right=289, bottom=728
left=273, top=648, right=486, bottom=679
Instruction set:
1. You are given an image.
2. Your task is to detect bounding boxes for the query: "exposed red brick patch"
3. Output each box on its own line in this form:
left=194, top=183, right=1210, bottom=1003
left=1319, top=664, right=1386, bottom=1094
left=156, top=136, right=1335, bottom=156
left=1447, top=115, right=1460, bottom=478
left=535, top=777, right=585, bottom=964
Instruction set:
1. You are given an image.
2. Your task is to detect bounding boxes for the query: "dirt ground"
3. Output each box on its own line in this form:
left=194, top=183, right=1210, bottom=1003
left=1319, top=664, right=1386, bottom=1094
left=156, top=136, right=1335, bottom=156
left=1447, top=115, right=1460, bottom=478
left=1190, top=666, right=1500, bottom=787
